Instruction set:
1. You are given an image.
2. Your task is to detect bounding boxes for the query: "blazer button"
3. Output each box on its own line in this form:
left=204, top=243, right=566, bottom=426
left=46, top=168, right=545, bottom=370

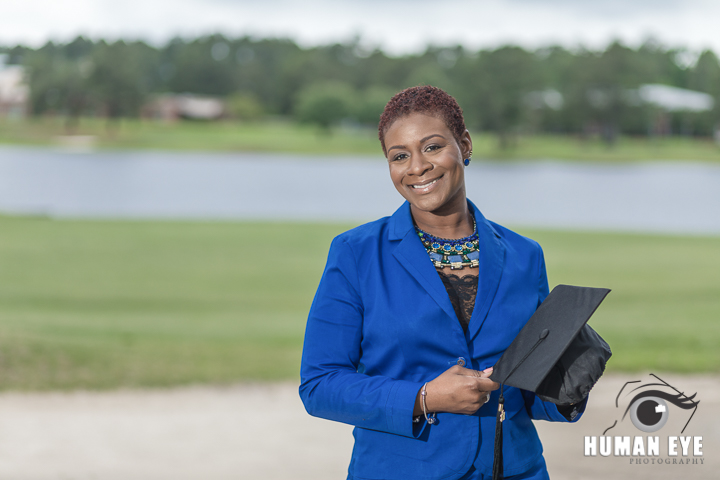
left=456, top=357, right=466, bottom=367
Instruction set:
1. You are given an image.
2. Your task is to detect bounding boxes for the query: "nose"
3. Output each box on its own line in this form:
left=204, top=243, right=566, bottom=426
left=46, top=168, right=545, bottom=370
left=407, top=152, right=432, bottom=177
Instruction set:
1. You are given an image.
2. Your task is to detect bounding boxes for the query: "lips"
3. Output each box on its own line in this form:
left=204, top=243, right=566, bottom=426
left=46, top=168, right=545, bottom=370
left=408, top=176, right=442, bottom=194
left=411, top=179, right=438, bottom=189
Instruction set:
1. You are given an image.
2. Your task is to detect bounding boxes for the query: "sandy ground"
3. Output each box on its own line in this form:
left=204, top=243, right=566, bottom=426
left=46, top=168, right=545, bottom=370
left=0, top=374, right=717, bottom=480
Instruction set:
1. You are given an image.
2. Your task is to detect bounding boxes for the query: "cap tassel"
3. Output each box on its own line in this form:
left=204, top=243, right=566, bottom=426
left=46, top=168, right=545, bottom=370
left=493, top=388, right=505, bottom=480
left=492, top=330, right=547, bottom=480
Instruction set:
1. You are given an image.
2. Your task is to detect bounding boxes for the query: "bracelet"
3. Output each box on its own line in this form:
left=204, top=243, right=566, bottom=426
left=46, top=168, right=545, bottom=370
left=421, top=382, right=437, bottom=425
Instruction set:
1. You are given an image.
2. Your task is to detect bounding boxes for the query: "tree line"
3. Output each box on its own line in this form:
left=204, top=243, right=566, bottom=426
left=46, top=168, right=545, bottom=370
left=2, top=35, right=720, bottom=143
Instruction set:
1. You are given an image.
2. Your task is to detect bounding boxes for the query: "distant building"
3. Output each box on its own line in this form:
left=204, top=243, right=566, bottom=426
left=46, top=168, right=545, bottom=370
left=0, top=55, right=29, bottom=119
left=531, top=84, right=715, bottom=137
left=527, top=84, right=714, bottom=113
left=635, top=84, right=715, bottom=137
left=142, top=94, right=226, bottom=121
left=637, top=84, right=714, bottom=112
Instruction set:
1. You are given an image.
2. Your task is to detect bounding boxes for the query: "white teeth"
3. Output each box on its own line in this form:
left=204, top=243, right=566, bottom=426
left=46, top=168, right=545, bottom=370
left=412, top=179, right=438, bottom=189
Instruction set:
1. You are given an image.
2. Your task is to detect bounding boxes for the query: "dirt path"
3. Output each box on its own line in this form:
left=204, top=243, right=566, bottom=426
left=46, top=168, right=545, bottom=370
left=0, top=374, right=716, bottom=479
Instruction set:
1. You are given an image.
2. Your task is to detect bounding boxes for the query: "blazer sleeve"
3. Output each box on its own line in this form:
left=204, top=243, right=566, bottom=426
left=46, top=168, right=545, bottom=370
left=522, top=245, right=587, bottom=423
left=299, top=236, right=424, bottom=438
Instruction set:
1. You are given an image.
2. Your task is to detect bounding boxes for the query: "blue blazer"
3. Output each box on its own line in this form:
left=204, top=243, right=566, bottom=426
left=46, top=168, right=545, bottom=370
left=299, top=200, right=582, bottom=480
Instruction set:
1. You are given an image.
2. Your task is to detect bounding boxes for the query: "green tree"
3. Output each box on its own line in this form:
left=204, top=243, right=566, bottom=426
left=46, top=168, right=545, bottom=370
left=459, top=46, right=542, bottom=148
left=88, top=40, right=153, bottom=120
left=686, top=50, right=720, bottom=135
left=354, top=86, right=395, bottom=126
left=163, top=35, right=237, bottom=96
left=24, top=39, right=93, bottom=132
left=562, top=42, right=647, bottom=143
left=294, top=81, right=357, bottom=131
left=688, top=50, right=720, bottom=96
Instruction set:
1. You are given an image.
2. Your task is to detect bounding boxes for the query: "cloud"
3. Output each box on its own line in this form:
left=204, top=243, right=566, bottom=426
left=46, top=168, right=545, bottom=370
left=507, top=0, right=687, bottom=11
left=1, top=0, right=719, bottom=56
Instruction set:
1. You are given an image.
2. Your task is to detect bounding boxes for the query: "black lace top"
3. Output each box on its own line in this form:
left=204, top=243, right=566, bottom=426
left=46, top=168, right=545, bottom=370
left=437, top=270, right=478, bottom=333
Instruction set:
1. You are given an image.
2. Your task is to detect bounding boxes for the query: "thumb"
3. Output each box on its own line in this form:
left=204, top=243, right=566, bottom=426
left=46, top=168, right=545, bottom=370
left=475, top=377, right=500, bottom=392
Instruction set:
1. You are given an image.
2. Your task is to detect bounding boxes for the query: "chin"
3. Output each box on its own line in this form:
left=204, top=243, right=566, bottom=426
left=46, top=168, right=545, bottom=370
left=408, top=196, right=446, bottom=213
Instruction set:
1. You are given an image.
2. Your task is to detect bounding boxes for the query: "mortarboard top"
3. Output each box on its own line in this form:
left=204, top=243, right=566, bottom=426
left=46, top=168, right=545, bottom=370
left=489, top=284, right=611, bottom=404
left=488, top=284, right=612, bottom=480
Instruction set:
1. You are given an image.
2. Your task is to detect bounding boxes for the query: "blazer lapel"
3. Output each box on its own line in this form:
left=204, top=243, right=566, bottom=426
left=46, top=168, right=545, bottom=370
left=466, top=201, right=506, bottom=342
left=389, top=202, right=460, bottom=325
left=388, top=201, right=507, bottom=343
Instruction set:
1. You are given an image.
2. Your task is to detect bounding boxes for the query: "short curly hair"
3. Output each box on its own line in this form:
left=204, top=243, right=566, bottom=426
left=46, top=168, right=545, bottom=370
left=378, top=85, right=466, bottom=156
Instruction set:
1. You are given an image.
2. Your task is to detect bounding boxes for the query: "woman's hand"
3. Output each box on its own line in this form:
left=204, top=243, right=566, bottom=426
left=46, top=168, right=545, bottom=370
left=414, top=365, right=499, bottom=417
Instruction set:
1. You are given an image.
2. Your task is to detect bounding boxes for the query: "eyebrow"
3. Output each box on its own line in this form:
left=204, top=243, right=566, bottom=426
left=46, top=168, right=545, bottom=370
left=387, top=134, right=446, bottom=152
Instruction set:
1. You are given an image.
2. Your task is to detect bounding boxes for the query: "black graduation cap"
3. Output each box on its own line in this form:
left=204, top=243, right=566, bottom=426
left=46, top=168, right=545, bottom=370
left=488, top=284, right=612, bottom=480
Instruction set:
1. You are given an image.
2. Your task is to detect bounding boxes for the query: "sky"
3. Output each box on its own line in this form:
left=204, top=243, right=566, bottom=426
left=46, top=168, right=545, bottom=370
left=2, top=0, right=720, bottom=56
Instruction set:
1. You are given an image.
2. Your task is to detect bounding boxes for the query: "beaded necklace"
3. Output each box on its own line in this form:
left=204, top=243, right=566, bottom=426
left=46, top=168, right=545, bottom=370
left=415, top=218, right=480, bottom=269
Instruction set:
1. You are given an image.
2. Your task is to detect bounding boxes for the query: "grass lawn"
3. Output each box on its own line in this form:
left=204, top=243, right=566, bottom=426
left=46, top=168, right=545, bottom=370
left=0, top=117, right=382, bottom=155
left=0, top=216, right=718, bottom=390
left=1, top=117, right=720, bottom=161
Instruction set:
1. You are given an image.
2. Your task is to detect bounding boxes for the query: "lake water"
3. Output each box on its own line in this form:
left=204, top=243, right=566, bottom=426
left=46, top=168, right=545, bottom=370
left=1, top=146, right=719, bottom=234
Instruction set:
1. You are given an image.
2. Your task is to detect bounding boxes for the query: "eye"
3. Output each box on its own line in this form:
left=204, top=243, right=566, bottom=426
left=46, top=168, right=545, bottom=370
left=391, top=152, right=408, bottom=162
left=604, top=374, right=701, bottom=436
left=621, top=386, right=698, bottom=433
left=425, top=144, right=442, bottom=152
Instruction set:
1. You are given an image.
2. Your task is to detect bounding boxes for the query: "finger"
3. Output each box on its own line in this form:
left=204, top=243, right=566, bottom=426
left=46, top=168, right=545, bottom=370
left=454, top=366, right=491, bottom=378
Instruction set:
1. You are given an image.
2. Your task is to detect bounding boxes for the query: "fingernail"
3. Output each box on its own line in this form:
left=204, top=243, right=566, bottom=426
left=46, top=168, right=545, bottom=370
left=483, top=367, right=493, bottom=373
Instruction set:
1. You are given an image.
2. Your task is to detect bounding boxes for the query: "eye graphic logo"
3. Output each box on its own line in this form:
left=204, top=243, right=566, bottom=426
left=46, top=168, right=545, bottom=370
left=603, top=374, right=700, bottom=435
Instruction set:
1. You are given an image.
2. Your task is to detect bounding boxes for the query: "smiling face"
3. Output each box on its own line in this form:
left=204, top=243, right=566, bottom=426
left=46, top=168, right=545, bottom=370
left=384, top=112, right=472, bottom=218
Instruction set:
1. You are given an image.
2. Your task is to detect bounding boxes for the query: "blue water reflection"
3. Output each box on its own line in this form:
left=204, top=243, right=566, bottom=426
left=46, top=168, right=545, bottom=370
left=1, top=146, right=718, bottom=234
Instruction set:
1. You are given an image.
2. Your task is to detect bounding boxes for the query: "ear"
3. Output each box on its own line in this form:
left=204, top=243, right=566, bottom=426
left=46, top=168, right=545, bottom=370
left=459, top=129, right=473, bottom=159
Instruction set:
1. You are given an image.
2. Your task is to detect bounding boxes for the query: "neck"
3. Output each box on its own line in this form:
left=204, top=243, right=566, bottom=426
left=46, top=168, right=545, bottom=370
left=411, top=197, right=473, bottom=240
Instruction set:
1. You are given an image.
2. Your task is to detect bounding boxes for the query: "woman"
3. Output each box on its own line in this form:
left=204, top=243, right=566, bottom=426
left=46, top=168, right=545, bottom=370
left=299, top=86, right=584, bottom=480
